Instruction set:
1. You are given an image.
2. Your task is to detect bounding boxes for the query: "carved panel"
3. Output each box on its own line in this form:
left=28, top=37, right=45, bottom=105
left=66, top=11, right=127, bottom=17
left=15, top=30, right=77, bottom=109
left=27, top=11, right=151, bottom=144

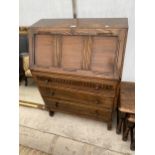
left=35, top=35, right=54, bottom=67
left=91, top=36, right=117, bottom=75
left=61, top=36, right=83, bottom=71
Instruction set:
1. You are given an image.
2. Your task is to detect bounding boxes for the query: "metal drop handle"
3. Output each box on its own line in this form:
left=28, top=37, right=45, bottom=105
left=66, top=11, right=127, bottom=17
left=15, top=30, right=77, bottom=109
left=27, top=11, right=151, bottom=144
left=55, top=102, right=59, bottom=107
left=45, top=79, right=49, bottom=84
left=95, top=85, right=100, bottom=90
left=95, top=110, right=99, bottom=115
left=51, top=91, right=55, bottom=96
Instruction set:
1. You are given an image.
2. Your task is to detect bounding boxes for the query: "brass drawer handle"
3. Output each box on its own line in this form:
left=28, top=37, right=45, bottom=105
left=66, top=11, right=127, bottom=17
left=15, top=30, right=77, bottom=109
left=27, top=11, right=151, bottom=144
left=55, top=102, right=59, bottom=108
left=45, top=79, right=49, bottom=84
left=95, top=110, right=99, bottom=115
left=51, top=91, right=55, bottom=96
left=95, top=85, right=100, bottom=90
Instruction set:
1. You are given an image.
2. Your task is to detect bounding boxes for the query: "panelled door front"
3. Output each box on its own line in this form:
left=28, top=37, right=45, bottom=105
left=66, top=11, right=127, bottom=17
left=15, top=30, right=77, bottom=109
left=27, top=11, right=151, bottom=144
left=34, top=34, right=118, bottom=77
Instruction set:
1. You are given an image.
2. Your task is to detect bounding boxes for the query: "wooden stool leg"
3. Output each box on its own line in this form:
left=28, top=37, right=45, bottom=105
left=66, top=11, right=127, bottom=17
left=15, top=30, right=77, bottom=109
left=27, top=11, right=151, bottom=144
left=130, top=127, right=135, bottom=151
left=116, top=112, right=126, bottom=134
left=123, top=126, right=130, bottom=141
left=116, top=94, right=120, bottom=126
left=123, top=119, right=135, bottom=142
left=49, top=110, right=55, bottom=116
left=122, top=115, right=128, bottom=137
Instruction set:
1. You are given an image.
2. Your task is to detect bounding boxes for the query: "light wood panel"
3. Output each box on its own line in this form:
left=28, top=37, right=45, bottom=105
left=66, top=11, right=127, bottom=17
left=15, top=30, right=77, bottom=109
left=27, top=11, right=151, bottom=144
left=91, top=36, right=117, bottom=75
left=61, top=36, right=83, bottom=71
left=35, top=35, right=54, bottom=67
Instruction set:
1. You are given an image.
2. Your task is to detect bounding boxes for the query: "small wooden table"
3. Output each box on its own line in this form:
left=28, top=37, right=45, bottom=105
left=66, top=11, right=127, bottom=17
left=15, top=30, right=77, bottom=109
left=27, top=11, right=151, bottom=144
left=116, top=82, right=135, bottom=150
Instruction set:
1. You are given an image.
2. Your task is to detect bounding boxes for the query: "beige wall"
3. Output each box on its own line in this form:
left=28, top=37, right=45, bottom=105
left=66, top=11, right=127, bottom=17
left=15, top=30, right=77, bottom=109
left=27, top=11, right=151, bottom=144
left=19, top=0, right=135, bottom=81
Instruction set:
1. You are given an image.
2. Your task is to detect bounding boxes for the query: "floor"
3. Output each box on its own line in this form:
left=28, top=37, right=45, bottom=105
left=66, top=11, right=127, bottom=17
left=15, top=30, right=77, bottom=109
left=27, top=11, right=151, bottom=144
left=19, top=79, right=44, bottom=105
left=20, top=145, right=50, bottom=155
left=19, top=79, right=135, bottom=155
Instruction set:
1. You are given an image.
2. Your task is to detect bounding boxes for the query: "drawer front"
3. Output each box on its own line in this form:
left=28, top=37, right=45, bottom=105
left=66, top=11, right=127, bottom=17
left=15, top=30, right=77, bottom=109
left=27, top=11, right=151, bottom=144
left=36, top=75, right=116, bottom=98
left=39, top=86, right=114, bottom=110
left=45, top=98, right=112, bottom=121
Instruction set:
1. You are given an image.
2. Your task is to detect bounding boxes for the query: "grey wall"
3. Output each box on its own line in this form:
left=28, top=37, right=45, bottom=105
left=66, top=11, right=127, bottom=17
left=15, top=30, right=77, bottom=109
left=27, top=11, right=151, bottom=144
left=19, top=0, right=135, bottom=82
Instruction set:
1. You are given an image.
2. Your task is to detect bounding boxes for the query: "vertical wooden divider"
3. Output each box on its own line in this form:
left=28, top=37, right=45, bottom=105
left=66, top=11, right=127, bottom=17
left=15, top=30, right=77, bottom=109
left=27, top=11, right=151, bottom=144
left=81, top=36, right=93, bottom=70
left=113, top=38, right=120, bottom=78
left=53, top=35, right=62, bottom=67
left=57, top=35, right=62, bottom=67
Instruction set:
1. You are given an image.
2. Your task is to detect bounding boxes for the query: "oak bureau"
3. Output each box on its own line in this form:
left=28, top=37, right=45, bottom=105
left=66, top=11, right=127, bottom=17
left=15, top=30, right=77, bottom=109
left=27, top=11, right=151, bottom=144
left=28, top=18, right=128, bottom=130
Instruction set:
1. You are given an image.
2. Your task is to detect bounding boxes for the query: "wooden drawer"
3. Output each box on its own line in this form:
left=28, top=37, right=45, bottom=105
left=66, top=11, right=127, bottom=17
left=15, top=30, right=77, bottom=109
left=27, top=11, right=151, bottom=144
left=44, top=98, right=111, bottom=121
left=39, top=86, right=114, bottom=110
left=36, top=75, right=116, bottom=98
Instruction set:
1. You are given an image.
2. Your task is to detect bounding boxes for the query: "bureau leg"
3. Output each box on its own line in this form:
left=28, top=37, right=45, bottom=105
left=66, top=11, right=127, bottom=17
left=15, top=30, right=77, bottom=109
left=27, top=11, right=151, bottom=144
left=117, top=107, right=119, bottom=126
left=107, top=122, right=112, bottom=130
left=49, top=110, right=55, bottom=117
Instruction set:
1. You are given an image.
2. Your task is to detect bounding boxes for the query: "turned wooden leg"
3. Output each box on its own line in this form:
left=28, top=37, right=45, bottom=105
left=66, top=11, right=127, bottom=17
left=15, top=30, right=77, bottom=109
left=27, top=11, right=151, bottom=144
left=107, top=122, right=112, bottom=130
left=49, top=110, right=55, bottom=116
left=130, top=127, right=135, bottom=150
left=116, top=112, right=126, bottom=134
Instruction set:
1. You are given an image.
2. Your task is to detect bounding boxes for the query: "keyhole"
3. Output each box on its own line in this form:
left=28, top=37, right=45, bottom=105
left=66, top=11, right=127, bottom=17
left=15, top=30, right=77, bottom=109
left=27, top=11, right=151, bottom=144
left=51, top=91, right=55, bottom=96
left=45, top=79, right=49, bottom=84
left=55, top=102, right=59, bottom=107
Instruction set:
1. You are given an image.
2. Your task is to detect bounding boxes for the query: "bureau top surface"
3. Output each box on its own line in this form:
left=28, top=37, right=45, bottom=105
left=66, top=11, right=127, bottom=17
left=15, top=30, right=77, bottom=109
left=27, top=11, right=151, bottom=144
left=31, top=18, right=128, bottom=29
